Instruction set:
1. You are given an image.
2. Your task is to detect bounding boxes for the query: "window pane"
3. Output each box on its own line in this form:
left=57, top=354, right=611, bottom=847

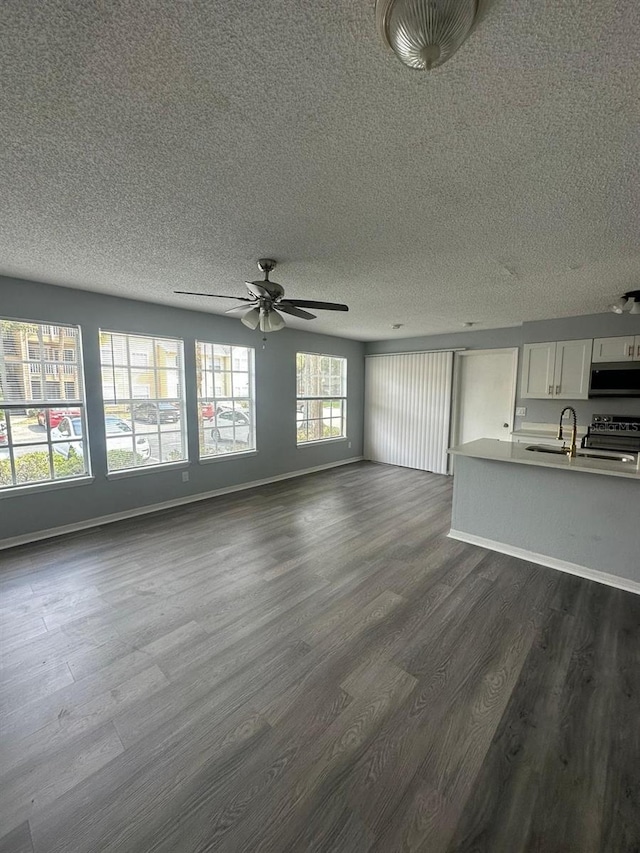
left=196, top=341, right=255, bottom=459
left=100, top=332, right=186, bottom=472
left=232, top=372, right=249, bottom=397
left=131, top=369, right=154, bottom=399
left=53, top=441, right=87, bottom=479
left=12, top=445, right=52, bottom=484
left=158, top=369, right=181, bottom=400
left=7, top=410, right=43, bottom=444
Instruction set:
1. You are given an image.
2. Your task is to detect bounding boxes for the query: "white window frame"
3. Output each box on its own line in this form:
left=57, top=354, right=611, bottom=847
left=99, top=330, right=187, bottom=474
left=0, top=317, right=90, bottom=494
left=196, top=340, right=256, bottom=460
left=296, top=352, right=347, bottom=445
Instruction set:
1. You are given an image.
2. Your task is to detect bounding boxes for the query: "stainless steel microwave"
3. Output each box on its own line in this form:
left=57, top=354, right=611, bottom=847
left=590, top=362, right=640, bottom=397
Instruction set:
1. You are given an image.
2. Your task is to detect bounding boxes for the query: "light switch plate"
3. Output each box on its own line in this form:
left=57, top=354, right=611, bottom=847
left=515, top=407, right=527, bottom=416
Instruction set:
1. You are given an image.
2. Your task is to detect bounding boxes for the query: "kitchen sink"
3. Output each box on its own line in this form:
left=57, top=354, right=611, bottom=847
left=525, top=445, right=566, bottom=455
left=525, top=444, right=636, bottom=464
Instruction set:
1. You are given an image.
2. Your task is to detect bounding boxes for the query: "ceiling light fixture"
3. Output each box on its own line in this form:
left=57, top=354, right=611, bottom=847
left=176, top=259, right=348, bottom=334
left=376, top=0, right=479, bottom=70
left=610, top=290, right=640, bottom=315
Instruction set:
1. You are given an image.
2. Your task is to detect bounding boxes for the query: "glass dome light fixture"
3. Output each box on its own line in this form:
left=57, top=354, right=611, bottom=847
left=376, top=0, right=479, bottom=70
left=610, top=289, right=640, bottom=315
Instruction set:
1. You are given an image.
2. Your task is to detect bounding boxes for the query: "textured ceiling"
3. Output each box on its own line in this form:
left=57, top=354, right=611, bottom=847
left=1, top=0, right=639, bottom=340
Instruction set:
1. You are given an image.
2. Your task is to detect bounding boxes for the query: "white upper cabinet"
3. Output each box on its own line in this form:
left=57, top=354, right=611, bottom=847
left=520, top=342, right=556, bottom=398
left=521, top=339, right=592, bottom=400
left=553, top=339, right=593, bottom=399
left=592, top=336, right=640, bottom=363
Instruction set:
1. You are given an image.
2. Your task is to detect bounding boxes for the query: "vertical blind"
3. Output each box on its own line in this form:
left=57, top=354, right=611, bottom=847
left=364, top=351, right=454, bottom=475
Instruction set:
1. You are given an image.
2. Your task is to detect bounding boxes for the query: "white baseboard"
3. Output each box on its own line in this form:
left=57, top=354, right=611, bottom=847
left=0, top=457, right=364, bottom=552
left=448, top=528, right=640, bottom=597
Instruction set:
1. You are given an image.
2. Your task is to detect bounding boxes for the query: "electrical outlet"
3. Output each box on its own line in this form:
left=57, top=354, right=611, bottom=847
left=515, top=407, right=527, bottom=417
left=348, top=441, right=352, bottom=449
left=181, top=471, right=190, bottom=482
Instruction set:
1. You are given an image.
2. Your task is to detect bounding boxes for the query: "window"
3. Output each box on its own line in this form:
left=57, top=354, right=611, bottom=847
left=196, top=341, right=255, bottom=458
left=296, top=353, right=347, bottom=444
left=99, top=331, right=186, bottom=472
left=0, top=318, right=88, bottom=490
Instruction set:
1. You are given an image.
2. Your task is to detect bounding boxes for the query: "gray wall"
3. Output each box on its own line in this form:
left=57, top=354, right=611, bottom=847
left=451, top=455, right=640, bottom=585
left=0, top=275, right=364, bottom=542
left=366, top=312, right=640, bottom=428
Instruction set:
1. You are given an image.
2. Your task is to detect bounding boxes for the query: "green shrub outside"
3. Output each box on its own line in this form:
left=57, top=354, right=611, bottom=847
left=0, top=447, right=147, bottom=486
left=106, top=449, right=146, bottom=470
left=296, top=424, right=343, bottom=443
left=0, top=450, right=85, bottom=486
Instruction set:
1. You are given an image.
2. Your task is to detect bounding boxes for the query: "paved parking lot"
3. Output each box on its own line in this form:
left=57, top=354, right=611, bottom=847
left=0, top=414, right=246, bottom=463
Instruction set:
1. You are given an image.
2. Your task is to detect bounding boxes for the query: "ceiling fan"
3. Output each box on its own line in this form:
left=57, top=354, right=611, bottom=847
left=175, top=259, right=349, bottom=333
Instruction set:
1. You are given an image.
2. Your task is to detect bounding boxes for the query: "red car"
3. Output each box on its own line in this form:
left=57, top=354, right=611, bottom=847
left=37, top=408, right=81, bottom=428
left=201, top=403, right=225, bottom=420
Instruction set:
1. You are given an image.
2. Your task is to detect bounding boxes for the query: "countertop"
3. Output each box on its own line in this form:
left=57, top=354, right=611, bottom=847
left=449, top=438, right=640, bottom=480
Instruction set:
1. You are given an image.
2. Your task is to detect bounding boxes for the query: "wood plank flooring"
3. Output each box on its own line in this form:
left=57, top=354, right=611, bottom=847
left=0, top=461, right=639, bottom=852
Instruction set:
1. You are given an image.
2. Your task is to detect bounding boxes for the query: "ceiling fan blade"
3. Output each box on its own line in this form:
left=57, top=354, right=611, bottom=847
left=277, top=302, right=317, bottom=320
left=225, top=303, right=257, bottom=315
left=174, top=291, right=252, bottom=301
left=284, top=299, right=349, bottom=312
left=246, top=281, right=269, bottom=299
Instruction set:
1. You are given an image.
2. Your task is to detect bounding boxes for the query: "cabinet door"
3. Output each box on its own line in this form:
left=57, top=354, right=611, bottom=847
left=520, top=342, right=556, bottom=398
left=553, top=339, right=593, bottom=399
left=635, top=336, right=640, bottom=361
left=592, top=336, right=636, bottom=363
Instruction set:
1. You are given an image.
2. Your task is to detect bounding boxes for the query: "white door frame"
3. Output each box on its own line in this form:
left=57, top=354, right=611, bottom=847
left=449, top=347, right=519, bottom=463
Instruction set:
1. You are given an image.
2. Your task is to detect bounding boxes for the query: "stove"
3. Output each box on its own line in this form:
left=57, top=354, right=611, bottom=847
left=582, top=414, right=640, bottom=454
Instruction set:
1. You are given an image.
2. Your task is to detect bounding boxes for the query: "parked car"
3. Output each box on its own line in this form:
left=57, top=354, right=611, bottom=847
left=51, top=416, right=151, bottom=460
left=201, top=402, right=215, bottom=420
left=210, top=407, right=251, bottom=444
left=133, top=402, right=180, bottom=424
left=37, top=408, right=81, bottom=428
left=201, top=402, right=234, bottom=420
left=0, top=419, right=7, bottom=446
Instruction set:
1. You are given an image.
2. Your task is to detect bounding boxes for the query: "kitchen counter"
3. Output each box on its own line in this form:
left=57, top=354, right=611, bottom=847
left=450, top=438, right=640, bottom=480
left=447, top=439, right=640, bottom=592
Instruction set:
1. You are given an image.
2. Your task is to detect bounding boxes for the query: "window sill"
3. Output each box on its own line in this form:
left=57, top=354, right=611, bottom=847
left=106, top=460, right=189, bottom=480
left=0, top=476, right=95, bottom=500
left=297, top=437, right=348, bottom=448
left=199, top=450, right=258, bottom=464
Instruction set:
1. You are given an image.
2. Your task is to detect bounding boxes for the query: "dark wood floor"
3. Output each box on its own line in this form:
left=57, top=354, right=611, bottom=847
left=1, top=461, right=639, bottom=853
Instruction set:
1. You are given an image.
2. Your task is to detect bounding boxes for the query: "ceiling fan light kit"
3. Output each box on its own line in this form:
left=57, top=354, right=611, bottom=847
left=175, top=259, right=348, bottom=333
left=610, top=290, right=640, bottom=315
left=376, top=0, right=478, bottom=70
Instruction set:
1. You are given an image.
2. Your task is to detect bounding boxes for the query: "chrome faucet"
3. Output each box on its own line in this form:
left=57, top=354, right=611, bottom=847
left=557, top=406, right=578, bottom=458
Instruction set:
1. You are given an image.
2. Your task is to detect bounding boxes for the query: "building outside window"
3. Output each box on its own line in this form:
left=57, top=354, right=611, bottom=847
left=0, top=318, right=89, bottom=490
left=296, top=352, right=347, bottom=444
left=196, top=341, right=255, bottom=458
left=99, top=331, right=186, bottom=472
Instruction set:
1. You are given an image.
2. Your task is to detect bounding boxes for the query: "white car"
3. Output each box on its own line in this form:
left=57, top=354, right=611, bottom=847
left=210, top=407, right=252, bottom=444
left=51, top=416, right=151, bottom=460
